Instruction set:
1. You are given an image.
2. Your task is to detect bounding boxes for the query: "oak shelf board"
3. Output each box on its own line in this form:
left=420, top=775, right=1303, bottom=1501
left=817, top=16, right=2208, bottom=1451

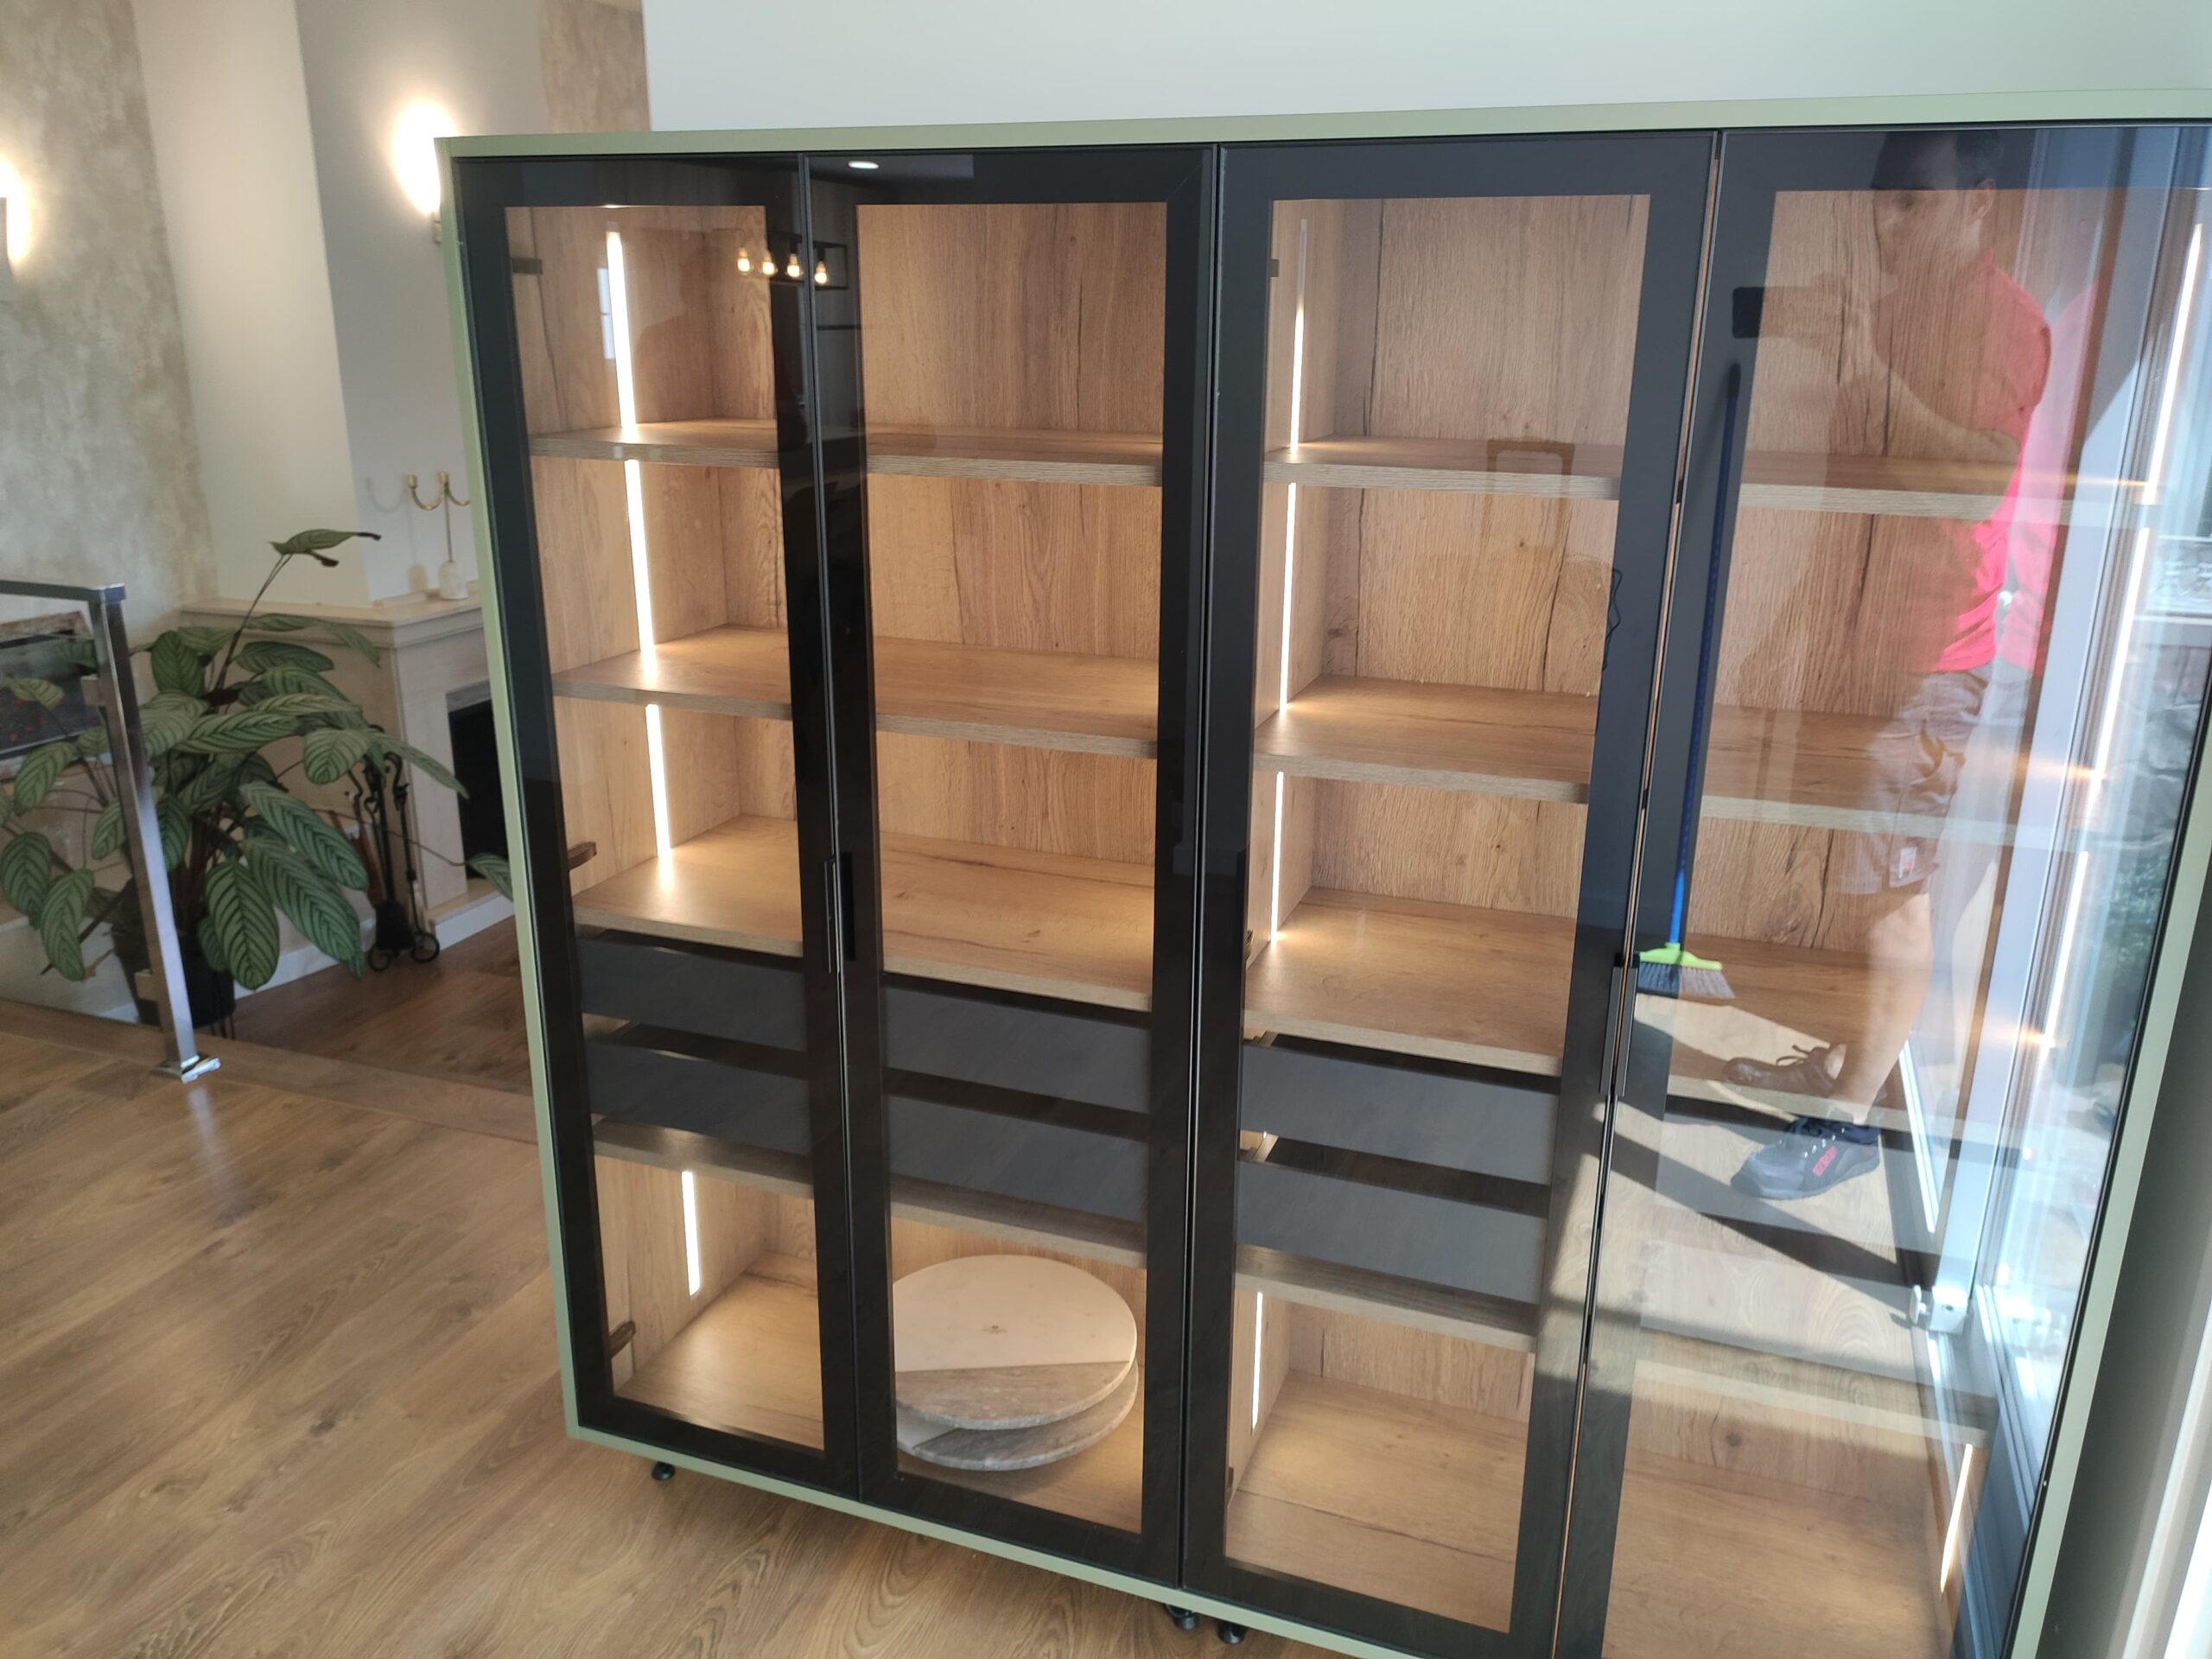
left=1233, top=1373, right=1948, bottom=1654
left=553, top=626, right=1160, bottom=757
left=1255, top=675, right=2030, bottom=842
left=1264, top=432, right=2137, bottom=523
left=1255, top=675, right=1594, bottom=801
left=573, top=815, right=1155, bottom=1010
left=1248, top=887, right=1883, bottom=1091
left=531, top=418, right=780, bottom=468
left=1229, top=1373, right=1522, bottom=1630
left=1246, top=888, right=1573, bottom=1075
left=619, top=1256, right=826, bottom=1450
left=1264, top=435, right=1623, bottom=500
left=866, top=424, right=1162, bottom=486
left=528, top=419, right=1163, bottom=486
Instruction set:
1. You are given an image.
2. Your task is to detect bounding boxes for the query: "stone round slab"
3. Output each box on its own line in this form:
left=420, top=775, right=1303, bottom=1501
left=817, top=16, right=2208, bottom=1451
left=892, top=1255, right=1137, bottom=1432
left=899, top=1355, right=1139, bottom=1472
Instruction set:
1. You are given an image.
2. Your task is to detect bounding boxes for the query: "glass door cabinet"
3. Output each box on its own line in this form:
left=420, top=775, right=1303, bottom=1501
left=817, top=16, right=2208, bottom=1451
left=1570, top=124, right=2212, bottom=1659
left=804, top=145, right=1212, bottom=1578
left=1185, top=133, right=1712, bottom=1656
left=456, top=156, right=861, bottom=1489
left=452, top=114, right=2212, bottom=1659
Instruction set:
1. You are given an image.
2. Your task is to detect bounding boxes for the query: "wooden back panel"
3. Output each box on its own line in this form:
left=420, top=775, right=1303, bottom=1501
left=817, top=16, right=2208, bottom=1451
left=1262, top=196, right=1648, bottom=925
left=510, top=205, right=792, bottom=894
left=856, top=201, right=1166, bottom=868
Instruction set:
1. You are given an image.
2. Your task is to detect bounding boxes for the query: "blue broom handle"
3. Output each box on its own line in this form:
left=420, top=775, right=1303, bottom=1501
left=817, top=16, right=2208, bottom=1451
left=1670, top=365, right=1744, bottom=942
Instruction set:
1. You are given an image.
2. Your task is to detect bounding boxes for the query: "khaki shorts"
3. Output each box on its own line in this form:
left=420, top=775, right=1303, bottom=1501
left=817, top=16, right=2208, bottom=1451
left=1837, top=667, right=1990, bottom=895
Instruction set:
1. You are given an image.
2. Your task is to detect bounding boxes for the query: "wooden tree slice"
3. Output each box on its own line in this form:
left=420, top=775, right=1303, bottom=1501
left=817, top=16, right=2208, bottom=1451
left=892, top=1255, right=1137, bottom=1431
left=898, top=1357, right=1139, bottom=1471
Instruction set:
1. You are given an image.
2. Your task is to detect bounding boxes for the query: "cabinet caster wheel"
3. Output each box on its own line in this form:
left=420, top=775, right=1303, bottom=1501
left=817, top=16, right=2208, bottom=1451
left=1216, top=1622, right=1246, bottom=1645
left=1163, top=1605, right=1199, bottom=1631
left=651, top=1460, right=676, bottom=1483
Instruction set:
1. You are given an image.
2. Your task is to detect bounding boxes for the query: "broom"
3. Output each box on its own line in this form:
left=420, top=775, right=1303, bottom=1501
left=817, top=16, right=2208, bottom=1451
left=1638, top=365, right=1740, bottom=1002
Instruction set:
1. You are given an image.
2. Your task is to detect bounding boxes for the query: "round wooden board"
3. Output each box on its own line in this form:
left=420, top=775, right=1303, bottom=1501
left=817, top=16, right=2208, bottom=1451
left=892, top=1255, right=1136, bottom=1432
left=898, top=1356, right=1139, bottom=1471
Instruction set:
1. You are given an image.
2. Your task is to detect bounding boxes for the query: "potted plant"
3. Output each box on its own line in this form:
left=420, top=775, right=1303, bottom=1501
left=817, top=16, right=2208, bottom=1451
left=0, top=530, right=510, bottom=1024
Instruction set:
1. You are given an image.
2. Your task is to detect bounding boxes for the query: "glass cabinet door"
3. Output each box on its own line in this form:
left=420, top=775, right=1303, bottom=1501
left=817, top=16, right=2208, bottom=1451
left=1571, top=124, right=2212, bottom=1659
left=456, top=158, right=859, bottom=1488
left=804, top=147, right=1212, bottom=1577
left=1186, top=136, right=1713, bottom=1652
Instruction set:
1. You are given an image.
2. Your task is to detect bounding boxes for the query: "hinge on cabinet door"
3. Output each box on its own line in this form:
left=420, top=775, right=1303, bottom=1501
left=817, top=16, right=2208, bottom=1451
left=510, top=256, right=544, bottom=276
left=607, top=1319, right=636, bottom=1357
left=1268, top=256, right=1281, bottom=278
left=565, top=840, right=598, bottom=871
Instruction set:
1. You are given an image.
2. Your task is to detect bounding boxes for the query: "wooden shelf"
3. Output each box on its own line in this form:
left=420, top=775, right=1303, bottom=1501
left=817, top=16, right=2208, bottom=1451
left=1264, top=435, right=1622, bottom=500
left=1247, top=886, right=1885, bottom=1096
left=1247, top=889, right=1573, bottom=1075
left=573, top=815, right=1154, bottom=1009
left=532, top=418, right=781, bottom=469
left=1256, top=673, right=2030, bottom=842
left=553, top=626, right=1156, bottom=757
left=1265, top=432, right=2137, bottom=523
left=866, top=424, right=1160, bottom=486
left=1255, top=676, right=1594, bottom=802
left=620, top=1255, right=825, bottom=1448
left=1229, top=1374, right=1522, bottom=1630
left=1231, top=1373, right=1948, bottom=1656
left=530, top=420, right=1161, bottom=486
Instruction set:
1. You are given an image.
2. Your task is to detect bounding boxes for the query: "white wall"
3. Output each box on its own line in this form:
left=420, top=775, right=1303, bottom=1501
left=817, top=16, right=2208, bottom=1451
left=645, top=0, right=2212, bottom=132
left=133, top=0, right=362, bottom=607
left=293, top=0, right=550, bottom=602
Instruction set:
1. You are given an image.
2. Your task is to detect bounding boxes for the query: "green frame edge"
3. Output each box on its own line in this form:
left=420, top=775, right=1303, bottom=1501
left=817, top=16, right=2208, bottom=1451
left=435, top=95, right=2212, bottom=1659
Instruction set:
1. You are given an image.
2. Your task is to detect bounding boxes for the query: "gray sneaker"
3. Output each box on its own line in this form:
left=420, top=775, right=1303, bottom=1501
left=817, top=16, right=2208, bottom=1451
left=1732, top=1116, right=1881, bottom=1199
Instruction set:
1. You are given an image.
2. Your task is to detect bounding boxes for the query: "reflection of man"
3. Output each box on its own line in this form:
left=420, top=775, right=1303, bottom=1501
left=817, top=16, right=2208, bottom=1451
left=1732, top=131, right=2052, bottom=1200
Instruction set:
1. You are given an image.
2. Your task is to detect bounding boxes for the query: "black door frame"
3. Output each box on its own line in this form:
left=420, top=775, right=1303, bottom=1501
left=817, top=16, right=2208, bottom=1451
left=800, top=143, right=1217, bottom=1585
left=1184, top=131, right=1715, bottom=1657
left=1556, top=121, right=2207, bottom=1659
left=454, top=152, right=862, bottom=1496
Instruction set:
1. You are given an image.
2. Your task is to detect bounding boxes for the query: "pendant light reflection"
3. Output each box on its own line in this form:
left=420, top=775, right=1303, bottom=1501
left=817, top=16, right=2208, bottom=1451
left=785, top=251, right=803, bottom=280
left=813, top=257, right=830, bottom=286
left=736, top=247, right=753, bottom=273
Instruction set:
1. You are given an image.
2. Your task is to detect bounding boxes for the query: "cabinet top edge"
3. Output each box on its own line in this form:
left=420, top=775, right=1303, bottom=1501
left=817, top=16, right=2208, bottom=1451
left=443, top=90, right=2212, bottom=163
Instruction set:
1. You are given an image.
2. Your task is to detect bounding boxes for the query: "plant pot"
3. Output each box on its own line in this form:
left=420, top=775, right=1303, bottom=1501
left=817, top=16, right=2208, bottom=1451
left=131, top=931, right=237, bottom=1031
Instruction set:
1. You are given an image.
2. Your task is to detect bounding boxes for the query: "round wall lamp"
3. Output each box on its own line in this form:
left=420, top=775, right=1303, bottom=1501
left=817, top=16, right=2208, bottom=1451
left=391, top=101, right=456, bottom=243
left=0, top=159, right=28, bottom=302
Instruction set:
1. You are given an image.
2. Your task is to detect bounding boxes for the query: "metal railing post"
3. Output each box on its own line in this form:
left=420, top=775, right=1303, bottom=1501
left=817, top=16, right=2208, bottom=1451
left=3, top=578, right=217, bottom=1082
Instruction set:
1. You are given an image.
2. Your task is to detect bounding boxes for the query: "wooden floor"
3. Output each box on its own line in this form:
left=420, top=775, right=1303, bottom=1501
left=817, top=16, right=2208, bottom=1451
left=0, top=997, right=1321, bottom=1659
left=9, top=930, right=1952, bottom=1657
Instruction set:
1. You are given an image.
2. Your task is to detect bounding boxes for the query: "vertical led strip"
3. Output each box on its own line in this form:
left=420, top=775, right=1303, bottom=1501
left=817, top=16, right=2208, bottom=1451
left=2043, top=223, right=2202, bottom=1042
left=606, top=228, right=673, bottom=860
left=1250, top=1291, right=1267, bottom=1429
left=680, top=1168, right=702, bottom=1297
left=1268, top=219, right=1312, bottom=942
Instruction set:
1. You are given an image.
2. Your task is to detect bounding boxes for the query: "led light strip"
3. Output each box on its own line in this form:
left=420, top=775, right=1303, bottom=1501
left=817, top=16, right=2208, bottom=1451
left=1250, top=1291, right=1266, bottom=1429
left=2043, top=223, right=2202, bottom=1045
left=680, top=1167, right=702, bottom=1297
left=607, top=228, right=673, bottom=860
left=1268, top=220, right=1312, bottom=942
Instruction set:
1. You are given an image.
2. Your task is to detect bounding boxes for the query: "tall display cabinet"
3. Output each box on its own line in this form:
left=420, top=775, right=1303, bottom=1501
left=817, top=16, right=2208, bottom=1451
left=449, top=103, right=2212, bottom=1659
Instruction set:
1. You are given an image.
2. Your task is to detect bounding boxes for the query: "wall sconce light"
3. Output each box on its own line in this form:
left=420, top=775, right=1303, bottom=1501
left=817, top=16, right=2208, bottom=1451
left=391, top=101, right=455, bottom=243
left=0, top=161, right=26, bottom=302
